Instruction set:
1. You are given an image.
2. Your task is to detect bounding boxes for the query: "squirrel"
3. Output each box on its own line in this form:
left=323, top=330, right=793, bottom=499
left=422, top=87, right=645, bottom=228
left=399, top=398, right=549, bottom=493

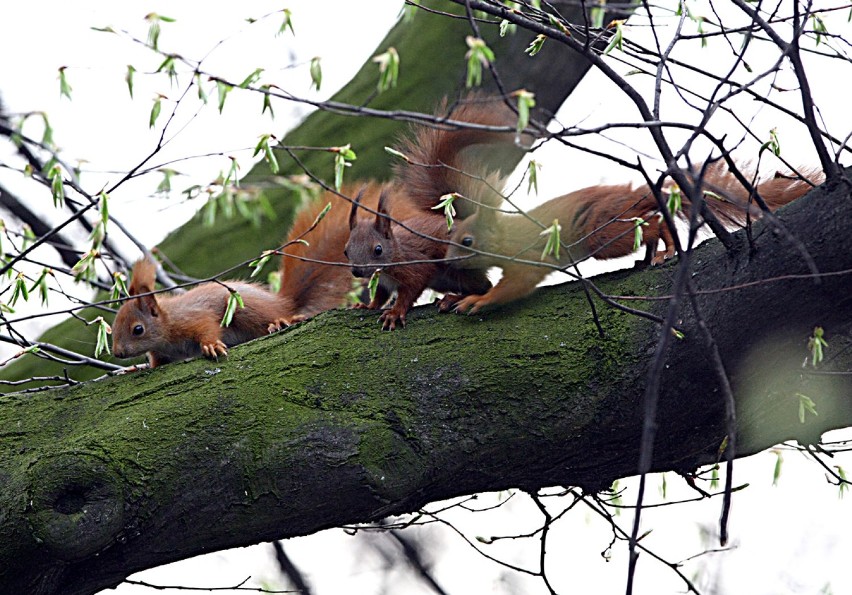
left=444, top=161, right=822, bottom=313
left=344, top=95, right=520, bottom=329
left=111, top=257, right=292, bottom=368
left=112, top=184, right=378, bottom=367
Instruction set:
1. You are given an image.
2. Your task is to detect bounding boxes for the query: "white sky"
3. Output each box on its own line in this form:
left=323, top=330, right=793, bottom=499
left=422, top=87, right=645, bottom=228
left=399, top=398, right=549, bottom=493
left=1, top=1, right=851, bottom=594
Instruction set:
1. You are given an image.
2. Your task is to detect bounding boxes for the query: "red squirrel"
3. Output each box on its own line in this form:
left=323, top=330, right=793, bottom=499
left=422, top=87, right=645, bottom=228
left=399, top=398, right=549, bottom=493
left=344, top=96, right=519, bottom=329
left=111, top=258, right=292, bottom=367
left=112, top=185, right=377, bottom=367
left=445, top=162, right=822, bottom=313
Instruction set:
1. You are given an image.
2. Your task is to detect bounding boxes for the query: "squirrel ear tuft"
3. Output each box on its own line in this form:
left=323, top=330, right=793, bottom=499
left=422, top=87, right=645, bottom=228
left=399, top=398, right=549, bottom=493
left=349, top=187, right=365, bottom=231
left=128, top=257, right=157, bottom=296
left=375, top=190, right=392, bottom=237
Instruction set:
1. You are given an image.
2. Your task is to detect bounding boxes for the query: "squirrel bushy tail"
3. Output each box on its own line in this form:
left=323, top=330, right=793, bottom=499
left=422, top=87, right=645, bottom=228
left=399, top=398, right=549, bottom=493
left=277, top=184, right=380, bottom=323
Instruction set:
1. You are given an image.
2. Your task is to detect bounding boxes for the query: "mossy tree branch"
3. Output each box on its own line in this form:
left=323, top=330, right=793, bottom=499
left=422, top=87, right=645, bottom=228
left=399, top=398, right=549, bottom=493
left=1, top=176, right=851, bottom=595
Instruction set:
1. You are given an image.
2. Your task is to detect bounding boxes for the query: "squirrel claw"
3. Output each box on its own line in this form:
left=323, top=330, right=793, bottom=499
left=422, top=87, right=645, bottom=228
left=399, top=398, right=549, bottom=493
left=201, top=340, right=228, bottom=359
left=453, top=294, right=485, bottom=315
left=268, top=315, right=306, bottom=333
left=379, top=311, right=405, bottom=331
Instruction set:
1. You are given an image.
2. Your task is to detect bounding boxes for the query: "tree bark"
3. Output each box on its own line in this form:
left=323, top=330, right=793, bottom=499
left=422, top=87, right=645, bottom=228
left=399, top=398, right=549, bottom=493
left=1, top=175, right=851, bottom=595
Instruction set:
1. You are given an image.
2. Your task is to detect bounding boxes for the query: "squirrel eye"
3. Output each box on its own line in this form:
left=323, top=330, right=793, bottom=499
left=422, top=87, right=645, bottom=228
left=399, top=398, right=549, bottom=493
left=132, top=324, right=144, bottom=336
left=374, top=244, right=383, bottom=256
left=461, top=236, right=474, bottom=247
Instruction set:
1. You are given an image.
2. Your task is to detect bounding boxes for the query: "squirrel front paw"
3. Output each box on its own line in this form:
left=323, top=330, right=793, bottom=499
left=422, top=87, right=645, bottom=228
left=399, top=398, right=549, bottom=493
left=201, top=340, right=228, bottom=359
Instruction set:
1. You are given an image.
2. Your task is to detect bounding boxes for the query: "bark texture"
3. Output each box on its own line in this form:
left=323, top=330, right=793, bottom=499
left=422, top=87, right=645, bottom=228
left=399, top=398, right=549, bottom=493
left=1, top=176, right=851, bottom=595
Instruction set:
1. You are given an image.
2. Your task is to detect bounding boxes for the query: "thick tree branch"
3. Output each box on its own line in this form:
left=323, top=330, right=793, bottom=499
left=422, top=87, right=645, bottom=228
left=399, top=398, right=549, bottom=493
left=1, top=175, right=851, bottom=595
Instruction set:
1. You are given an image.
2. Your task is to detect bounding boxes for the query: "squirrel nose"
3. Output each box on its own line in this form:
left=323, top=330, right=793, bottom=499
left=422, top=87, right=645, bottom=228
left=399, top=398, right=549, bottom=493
left=351, top=266, right=369, bottom=278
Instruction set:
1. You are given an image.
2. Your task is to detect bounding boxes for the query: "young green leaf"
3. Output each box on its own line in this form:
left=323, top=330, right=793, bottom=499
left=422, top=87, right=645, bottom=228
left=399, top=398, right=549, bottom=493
left=250, top=251, right=275, bottom=278
left=89, top=221, right=106, bottom=250
left=796, top=392, right=818, bottom=423
left=48, top=164, right=65, bottom=207
left=149, top=94, right=164, bottom=128
left=527, top=160, right=541, bottom=195
left=216, top=80, right=232, bottom=114
left=331, top=144, right=357, bottom=191
left=603, top=20, right=625, bottom=55
left=125, top=65, right=136, bottom=98
left=278, top=9, right=294, bottom=36
left=666, top=184, right=682, bottom=215
left=10, top=272, right=29, bottom=306
left=514, top=89, right=536, bottom=135
left=195, top=73, right=208, bottom=104
left=71, top=250, right=99, bottom=282
left=372, top=47, right=400, bottom=92
left=432, top=193, right=459, bottom=230
left=632, top=217, right=647, bottom=251
left=811, top=14, right=828, bottom=45
left=760, top=127, right=781, bottom=157
left=58, top=66, right=73, bottom=100
left=590, top=2, right=606, bottom=29
left=93, top=316, right=112, bottom=357
left=221, top=290, right=245, bottom=327
left=525, top=34, right=546, bottom=56
left=38, top=112, right=55, bottom=148
left=772, top=449, right=783, bottom=486
left=464, top=36, right=495, bottom=88
left=710, top=464, right=720, bottom=491
left=539, top=219, right=561, bottom=260
left=499, top=19, right=515, bottom=37
left=156, top=55, right=178, bottom=87
left=239, top=68, right=264, bottom=89
left=309, top=57, right=322, bottom=91
left=21, top=224, right=35, bottom=251
left=253, top=134, right=279, bottom=174
left=111, top=271, right=128, bottom=302
left=808, top=326, right=828, bottom=367
left=368, top=270, right=381, bottom=303
left=225, top=157, right=240, bottom=187
left=144, top=13, right=175, bottom=51
left=836, top=466, right=848, bottom=498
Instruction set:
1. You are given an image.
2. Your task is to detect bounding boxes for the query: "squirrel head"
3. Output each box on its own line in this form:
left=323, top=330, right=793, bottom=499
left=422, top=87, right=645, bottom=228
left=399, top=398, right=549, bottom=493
left=111, top=258, right=168, bottom=360
left=446, top=206, right=497, bottom=269
left=344, top=188, right=394, bottom=279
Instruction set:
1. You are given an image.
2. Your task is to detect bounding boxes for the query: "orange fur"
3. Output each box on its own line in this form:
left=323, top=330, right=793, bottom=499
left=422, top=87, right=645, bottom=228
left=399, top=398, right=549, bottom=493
left=112, top=258, right=292, bottom=367
left=276, top=185, right=380, bottom=323
left=446, top=163, right=822, bottom=313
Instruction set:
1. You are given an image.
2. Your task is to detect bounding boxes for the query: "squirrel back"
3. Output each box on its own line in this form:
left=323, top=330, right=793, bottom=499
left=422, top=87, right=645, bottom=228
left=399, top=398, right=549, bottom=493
left=445, top=162, right=821, bottom=313
left=112, top=258, right=290, bottom=367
